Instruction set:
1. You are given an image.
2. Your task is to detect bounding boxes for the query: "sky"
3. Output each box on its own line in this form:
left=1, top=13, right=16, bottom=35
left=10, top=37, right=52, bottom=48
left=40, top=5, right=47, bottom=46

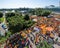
left=0, top=0, right=59, bottom=8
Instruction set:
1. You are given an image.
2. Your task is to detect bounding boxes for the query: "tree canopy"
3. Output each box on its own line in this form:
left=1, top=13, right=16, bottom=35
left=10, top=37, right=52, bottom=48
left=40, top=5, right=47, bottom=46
left=5, top=12, right=15, bottom=18
left=28, top=8, right=51, bottom=16
left=24, top=14, right=30, bottom=20
left=0, top=12, right=3, bottom=18
left=42, top=10, right=51, bottom=16
left=7, top=15, right=34, bottom=34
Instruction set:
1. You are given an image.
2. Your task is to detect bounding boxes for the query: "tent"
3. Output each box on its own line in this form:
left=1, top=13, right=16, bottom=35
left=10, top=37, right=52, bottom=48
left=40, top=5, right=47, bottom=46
left=46, top=27, right=54, bottom=31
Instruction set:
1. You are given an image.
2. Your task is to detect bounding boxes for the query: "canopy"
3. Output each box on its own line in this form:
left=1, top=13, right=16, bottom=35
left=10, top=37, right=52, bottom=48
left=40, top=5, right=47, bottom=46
left=46, top=27, right=54, bottom=31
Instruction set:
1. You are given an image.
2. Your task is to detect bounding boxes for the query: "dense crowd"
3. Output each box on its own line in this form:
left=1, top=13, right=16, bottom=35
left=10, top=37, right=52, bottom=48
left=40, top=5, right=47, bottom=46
left=4, top=33, right=30, bottom=48
left=4, top=16, right=60, bottom=48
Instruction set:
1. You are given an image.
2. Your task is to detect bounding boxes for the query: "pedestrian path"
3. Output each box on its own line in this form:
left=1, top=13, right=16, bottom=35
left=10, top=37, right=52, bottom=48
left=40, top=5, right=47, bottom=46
left=0, top=43, right=5, bottom=48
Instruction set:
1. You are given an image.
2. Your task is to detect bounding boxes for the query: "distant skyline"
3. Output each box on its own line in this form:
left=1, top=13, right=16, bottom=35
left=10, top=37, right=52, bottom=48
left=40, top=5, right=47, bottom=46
left=0, top=0, right=59, bottom=8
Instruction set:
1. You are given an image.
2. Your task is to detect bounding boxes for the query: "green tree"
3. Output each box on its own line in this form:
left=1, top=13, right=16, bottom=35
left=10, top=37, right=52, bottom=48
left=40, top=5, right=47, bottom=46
left=29, top=9, right=36, bottom=15
left=7, top=15, right=24, bottom=33
left=0, top=12, right=3, bottom=18
left=7, top=15, right=34, bottom=34
left=42, top=10, right=51, bottom=16
left=5, top=12, right=15, bottom=18
left=35, top=8, right=43, bottom=16
left=23, top=20, right=34, bottom=28
left=24, top=14, right=30, bottom=20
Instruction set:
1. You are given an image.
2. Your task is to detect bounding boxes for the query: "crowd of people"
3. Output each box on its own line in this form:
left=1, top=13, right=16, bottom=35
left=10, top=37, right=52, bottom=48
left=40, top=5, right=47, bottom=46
left=4, top=33, right=30, bottom=48
left=4, top=16, right=60, bottom=48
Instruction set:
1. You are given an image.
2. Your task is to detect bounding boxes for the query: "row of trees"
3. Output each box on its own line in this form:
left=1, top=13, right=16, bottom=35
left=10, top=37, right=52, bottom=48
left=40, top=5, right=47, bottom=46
left=0, top=8, right=51, bottom=18
left=29, top=8, right=51, bottom=16
left=5, top=12, right=15, bottom=18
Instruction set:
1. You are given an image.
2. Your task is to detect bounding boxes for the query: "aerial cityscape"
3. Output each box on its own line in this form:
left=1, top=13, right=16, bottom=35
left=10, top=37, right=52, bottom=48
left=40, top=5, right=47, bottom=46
left=0, top=0, right=60, bottom=48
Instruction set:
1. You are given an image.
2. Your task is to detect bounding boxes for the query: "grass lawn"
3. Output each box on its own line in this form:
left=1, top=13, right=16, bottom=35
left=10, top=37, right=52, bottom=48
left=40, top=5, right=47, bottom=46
left=0, top=17, right=4, bottom=22
left=0, top=31, right=11, bottom=44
